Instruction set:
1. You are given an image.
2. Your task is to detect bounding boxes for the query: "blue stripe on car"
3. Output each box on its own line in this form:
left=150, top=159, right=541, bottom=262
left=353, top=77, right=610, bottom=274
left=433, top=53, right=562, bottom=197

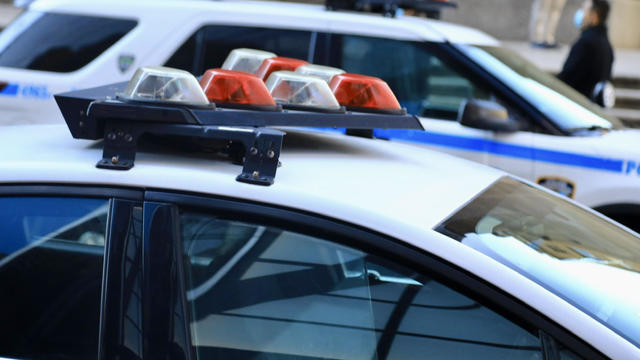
left=373, top=129, right=624, bottom=173
left=0, top=83, right=19, bottom=97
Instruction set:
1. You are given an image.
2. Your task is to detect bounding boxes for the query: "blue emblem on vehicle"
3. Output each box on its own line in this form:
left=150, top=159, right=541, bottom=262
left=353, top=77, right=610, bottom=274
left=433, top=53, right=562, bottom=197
left=118, top=54, right=135, bottom=73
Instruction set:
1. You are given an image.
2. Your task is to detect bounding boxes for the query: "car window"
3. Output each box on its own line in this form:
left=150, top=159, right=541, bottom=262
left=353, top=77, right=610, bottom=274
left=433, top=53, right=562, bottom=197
left=179, top=210, right=545, bottom=359
left=0, top=11, right=136, bottom=73
left=328, top=35, right=532, bottom=130
left=457, top=45, right=621, bottom=131
left=437, top=176, right=640, bottom=347
left=0, top=196, right=109, bottom=360
left=165, top=26, right=312, bottom=75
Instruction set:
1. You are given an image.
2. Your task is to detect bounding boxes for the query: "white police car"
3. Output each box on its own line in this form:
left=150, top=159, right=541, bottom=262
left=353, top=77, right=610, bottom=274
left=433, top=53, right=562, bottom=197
left=0, top=64, right=639, bottom=360
left=0, top=0, right=639, bottom=228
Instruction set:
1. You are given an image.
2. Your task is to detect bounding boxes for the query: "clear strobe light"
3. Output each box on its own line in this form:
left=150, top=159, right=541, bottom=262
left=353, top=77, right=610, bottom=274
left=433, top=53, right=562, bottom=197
left=265, top=71, right=340, bottom=110
left=295, top=64, right=345, bottom=83
left=221, top=48, right=276, bottom=74
left=119, top=66, right=209, bottom=106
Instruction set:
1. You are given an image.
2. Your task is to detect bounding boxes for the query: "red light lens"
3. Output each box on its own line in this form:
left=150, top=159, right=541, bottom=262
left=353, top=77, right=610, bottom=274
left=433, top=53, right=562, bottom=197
left=199, top=68, right=275, bottom=106
left=256, top=57, right=309, bottom=81
left=329, top=73, right=401, bottom=110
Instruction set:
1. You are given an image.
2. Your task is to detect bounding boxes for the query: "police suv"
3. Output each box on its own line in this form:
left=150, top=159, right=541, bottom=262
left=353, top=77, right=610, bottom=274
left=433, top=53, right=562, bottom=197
left=0, top=0, right=639, bottom=228
left=1, top=58, right=640, bottom=359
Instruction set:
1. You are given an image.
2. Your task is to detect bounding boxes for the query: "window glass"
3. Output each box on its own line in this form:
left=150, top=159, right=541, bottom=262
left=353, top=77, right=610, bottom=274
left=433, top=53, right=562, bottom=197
left=437, top=176, right=640, bottom=347
left=0, top=196, right=109, bottom=359
left=180, top=211, right=543, bottom=359
left=333, top=35, right=490, bottom=120
left=0, top=12, right=136, bottom=72
left=457, top=45, right=621, bottom=131
left=165, top=26, right=312, bottom=75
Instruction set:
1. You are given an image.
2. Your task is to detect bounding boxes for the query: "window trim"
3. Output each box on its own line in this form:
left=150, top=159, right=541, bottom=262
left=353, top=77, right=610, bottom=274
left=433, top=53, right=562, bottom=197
left=145, top=189, right=607, bottom=359
left=0, top=184, right=143, bottom=200
left=98, top=199, right=146, bottom=360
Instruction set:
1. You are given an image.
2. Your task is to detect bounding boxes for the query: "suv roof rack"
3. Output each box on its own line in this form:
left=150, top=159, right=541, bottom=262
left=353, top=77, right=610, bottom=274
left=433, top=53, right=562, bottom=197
left=55, top=82, right=423, bottom=186
left=326, top=0, right=457, bottom=18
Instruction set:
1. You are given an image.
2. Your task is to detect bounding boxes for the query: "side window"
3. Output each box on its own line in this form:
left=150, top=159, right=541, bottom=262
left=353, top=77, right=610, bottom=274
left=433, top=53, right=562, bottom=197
left=330, top=35, right=530, bottom=129
left=0, top=196, right=109, bottom=360
left=0, top=12, right=136, bottom=72
left=165, top=26, right=312, bottom=75
left=179, top=210, right=546, bottom=359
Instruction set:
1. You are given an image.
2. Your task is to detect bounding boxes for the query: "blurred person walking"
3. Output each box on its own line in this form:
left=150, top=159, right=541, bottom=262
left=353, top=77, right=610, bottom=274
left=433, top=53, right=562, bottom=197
left=530, top=0, right=567, bottom=48
left=558, top=0, right=614, bottom=99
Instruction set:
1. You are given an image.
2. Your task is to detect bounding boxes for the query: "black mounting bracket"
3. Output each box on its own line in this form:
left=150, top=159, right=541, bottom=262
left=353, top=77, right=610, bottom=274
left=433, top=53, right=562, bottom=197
left=96, top=119, right=284, bottom=186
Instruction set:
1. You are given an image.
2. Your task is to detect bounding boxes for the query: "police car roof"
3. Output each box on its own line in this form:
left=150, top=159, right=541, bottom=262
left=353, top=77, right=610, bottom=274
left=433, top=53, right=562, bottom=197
left=29, top=0, right=499, bottom=46
left=1, top=123, right=634, bottom=357
left=0, top=124, right=502, bottom=239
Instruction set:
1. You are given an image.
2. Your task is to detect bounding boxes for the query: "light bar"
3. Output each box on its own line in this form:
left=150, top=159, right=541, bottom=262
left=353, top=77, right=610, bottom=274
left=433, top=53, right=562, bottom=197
left=330, top=73, right=401, bottom=111
left=295, top=64, right=345, bottom=83
left=221, top=48, right=276, bottom=74
left=256, top=57, right=309, bottom=81
left=199, top=68, right=276, bottom=107
left=265, top=71, right=341, bottom=110
left=119, top=66, right=209, bottom=106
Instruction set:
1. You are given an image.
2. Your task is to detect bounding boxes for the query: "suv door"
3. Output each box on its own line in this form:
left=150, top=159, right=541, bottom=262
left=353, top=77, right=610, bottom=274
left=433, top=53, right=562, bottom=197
left=321, top=33, right=538, bottom=180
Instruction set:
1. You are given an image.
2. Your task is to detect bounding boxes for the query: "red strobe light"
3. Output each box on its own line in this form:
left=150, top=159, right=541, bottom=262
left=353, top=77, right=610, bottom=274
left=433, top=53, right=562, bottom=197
left=199, top=68, right=276, bottom=106
left=329, top=73, right=401, bottom=111
left=256, top=57, right=309, bottom=81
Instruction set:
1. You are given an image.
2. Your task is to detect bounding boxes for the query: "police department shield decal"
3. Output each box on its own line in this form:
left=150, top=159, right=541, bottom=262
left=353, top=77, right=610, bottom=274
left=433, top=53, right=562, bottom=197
left=118, top=54, right=135, bottom=73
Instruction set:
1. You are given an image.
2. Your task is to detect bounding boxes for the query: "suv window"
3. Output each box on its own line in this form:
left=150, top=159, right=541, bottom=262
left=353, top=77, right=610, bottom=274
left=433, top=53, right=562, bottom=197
left=0, top=196, right=109, bottom=360
left=0, top=12, right=136, bottom=73
left=328, top=34, right=531, bottom=129
left=165, top=26, right=312, bottom=75
left=179, top=210, right=545, bottom=359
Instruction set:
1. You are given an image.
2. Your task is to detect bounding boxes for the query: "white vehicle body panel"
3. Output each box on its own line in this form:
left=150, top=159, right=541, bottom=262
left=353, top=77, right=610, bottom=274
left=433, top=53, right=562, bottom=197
left=413, top=117, right=640, bottom=210
left=0, top=124, right=638, bottom=358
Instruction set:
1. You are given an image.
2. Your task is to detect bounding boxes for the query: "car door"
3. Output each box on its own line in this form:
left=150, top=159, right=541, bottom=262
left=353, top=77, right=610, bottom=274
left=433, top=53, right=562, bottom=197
left=135, top=190, right=604, bottom=360
left=320, top=33, right=538, bottom=179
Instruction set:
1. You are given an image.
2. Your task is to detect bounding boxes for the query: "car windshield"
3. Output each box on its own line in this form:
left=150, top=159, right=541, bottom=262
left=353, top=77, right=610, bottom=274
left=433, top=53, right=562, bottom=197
left=456, top=44, right=622, bottom=132
left=437, top=177, right=640, bottom=347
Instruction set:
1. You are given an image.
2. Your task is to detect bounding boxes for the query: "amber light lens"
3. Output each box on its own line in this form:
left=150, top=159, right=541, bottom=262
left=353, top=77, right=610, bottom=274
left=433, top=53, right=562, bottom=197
left=329, top=73, right=401, bottom=110
left=199, top=68, right=276, bottom=106
left=256, top=57, right=309, bottom=81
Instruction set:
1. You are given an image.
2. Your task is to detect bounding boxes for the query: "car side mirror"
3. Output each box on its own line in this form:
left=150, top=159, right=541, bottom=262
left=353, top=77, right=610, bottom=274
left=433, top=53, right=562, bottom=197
left=591, top=81, right=615, bottom=109
left=458, top=99, right=519, bottom=132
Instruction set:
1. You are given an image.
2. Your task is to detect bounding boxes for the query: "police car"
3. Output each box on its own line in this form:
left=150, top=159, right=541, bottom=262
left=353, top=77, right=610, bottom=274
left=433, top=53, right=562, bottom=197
left=1, top=60, right=639, bottom=359
left=0, top=0, right=639, bottom=228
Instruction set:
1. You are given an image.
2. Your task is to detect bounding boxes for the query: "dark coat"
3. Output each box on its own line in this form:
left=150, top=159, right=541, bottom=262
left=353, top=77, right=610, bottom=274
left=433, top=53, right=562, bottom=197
left=557, top=25, right=614, bottom=98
